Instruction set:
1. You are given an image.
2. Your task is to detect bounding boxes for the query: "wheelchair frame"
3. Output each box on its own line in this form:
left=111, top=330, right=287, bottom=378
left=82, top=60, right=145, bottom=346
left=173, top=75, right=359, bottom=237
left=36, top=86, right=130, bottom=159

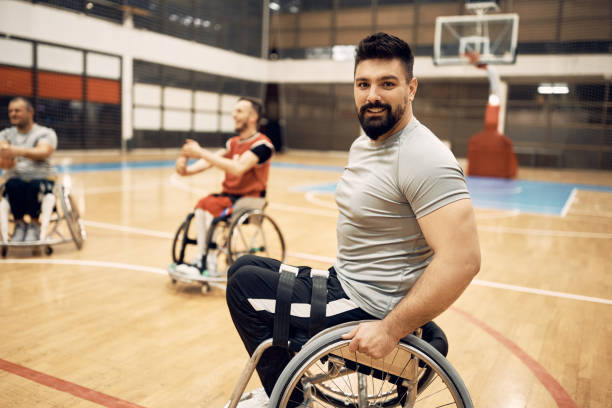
left=168, top=197, right=286, bottom=290
left=227, top=321, right=473, bottom=408
left=1, top=182, right=85, bottom=257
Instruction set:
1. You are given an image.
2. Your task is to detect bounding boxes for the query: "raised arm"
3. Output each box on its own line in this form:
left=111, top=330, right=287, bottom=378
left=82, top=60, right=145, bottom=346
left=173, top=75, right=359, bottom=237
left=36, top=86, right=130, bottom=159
left=343, top=198, right=481, bottom=358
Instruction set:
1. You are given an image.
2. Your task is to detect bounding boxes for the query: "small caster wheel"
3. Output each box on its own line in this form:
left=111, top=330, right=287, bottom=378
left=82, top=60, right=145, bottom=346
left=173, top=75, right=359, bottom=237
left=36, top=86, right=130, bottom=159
left=201, top=283, right=211, bottom=294
left=1, top=246, right=7, bottom=257
left=45, top=246, right=53, bottom=255
left=171, top=278, right=177, bottom=284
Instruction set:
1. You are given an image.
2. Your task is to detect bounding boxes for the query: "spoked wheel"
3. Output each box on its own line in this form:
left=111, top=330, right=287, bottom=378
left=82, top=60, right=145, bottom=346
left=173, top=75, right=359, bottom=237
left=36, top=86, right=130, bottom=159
left=60, top=186, right=85, bottom=250
left=171, top=214, right=194, bottom=265
left=227, top=210, right=285, bottom=264
left=205, top=218, right=231, bottom=276
left=269, top=326, right=472, bottom=408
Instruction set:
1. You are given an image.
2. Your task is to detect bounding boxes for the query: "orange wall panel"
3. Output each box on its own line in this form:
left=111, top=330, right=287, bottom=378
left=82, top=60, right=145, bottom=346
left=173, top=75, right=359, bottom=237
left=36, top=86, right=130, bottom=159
left=87, top=78, right=120, bottom=104
left=37, top=71, right=83, bottom=100
left=0, top=66, right=33, bottom=96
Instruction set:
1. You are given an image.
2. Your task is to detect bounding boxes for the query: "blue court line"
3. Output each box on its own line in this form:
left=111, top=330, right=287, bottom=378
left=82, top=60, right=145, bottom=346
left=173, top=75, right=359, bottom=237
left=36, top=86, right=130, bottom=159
left=3, top=159, right=610, bottom=216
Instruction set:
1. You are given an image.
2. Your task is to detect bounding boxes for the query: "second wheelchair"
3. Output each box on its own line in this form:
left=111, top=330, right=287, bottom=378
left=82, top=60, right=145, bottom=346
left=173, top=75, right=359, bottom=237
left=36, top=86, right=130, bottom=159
left=168, top=197, right=285, bottom=290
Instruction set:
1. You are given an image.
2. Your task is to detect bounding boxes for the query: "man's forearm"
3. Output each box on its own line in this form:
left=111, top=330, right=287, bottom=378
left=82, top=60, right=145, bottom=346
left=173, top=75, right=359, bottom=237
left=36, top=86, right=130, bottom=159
left=12, top=145, right=54, bottom=161
left=381, top=252, right=480, bottom=341
left=197, top=148, right=244, bottom=176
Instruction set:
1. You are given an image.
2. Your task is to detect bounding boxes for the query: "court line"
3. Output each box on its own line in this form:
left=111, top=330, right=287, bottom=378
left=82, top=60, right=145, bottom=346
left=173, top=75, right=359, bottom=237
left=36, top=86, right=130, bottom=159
left=561, top=188, right=578, bottom=217
left=0, top=358, right=145, bottom=408
left=477, top=225, right=612, bottom=239
left=452, top=307, right=578, bottom=408
left=0, top=257, right=586, bottom=407
left=0, top=259, right=167, bottom=275
left=76, top=221, right=612, bottom=304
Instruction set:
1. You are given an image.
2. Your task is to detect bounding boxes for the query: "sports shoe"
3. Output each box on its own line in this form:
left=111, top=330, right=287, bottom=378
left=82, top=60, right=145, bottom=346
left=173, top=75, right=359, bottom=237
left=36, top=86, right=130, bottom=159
left=223, top=387, right=269, bottom=408
left=24, top=223, right=41, bottom=242
left=10, top=221, right=27, bottom=242
left=174, top=263, right=203, bottom=278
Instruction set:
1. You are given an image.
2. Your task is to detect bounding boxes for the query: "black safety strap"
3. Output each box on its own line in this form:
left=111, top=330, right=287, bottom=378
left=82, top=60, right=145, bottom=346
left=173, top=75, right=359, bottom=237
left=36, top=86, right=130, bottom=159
left=309, top=268, right=329, bottom=337
left=273, top=263, right=299, bottom=347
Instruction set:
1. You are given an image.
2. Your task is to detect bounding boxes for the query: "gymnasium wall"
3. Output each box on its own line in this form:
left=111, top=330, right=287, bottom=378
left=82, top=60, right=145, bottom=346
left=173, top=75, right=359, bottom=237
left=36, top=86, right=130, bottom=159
left=0, top=0, right=610, bottom=168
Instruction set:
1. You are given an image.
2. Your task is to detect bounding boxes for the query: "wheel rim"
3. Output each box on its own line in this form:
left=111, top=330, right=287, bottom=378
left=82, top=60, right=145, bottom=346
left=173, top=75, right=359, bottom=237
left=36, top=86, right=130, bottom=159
left=227, top=211, right=285, bottom=264
left=280, top=340, right=467, bottom=408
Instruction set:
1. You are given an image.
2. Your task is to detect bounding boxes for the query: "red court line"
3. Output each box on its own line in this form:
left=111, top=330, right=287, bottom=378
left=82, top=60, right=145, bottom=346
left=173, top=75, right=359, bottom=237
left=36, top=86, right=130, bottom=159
left=451, top=307, right=578, bottom=408
left=0, top=358, right=145, bottom=408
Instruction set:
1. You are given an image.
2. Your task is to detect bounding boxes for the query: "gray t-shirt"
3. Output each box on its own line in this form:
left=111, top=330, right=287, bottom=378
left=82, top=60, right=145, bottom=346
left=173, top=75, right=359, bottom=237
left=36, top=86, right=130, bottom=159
left=0, top=124, right=57, bottom=179
left=334, top=118, right=470, bottom=318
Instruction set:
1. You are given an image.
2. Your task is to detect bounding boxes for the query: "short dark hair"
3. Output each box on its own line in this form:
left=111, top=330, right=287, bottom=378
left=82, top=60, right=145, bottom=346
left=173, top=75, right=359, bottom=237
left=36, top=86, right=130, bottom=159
left=239, top=96, right=264, bottom=121
left=9, top=96, right=33, bottom=111
left=354, top=32, right=414, bottom=81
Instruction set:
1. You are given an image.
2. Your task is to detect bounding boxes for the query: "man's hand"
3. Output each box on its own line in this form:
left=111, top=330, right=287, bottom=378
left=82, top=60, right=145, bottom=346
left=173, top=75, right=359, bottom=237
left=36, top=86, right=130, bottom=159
left=0, top=142, right=13, bottom=159
left=341, top=320, right=401, bottom=359
left=175, top=155, right=188, bottom=176
left=181, top=139, right=204, bottom=159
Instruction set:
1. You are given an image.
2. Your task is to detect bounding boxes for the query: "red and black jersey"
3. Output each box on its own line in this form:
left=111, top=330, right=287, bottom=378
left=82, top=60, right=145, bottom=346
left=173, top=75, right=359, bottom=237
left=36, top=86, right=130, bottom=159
left=221, top=132, right=274, bottom=197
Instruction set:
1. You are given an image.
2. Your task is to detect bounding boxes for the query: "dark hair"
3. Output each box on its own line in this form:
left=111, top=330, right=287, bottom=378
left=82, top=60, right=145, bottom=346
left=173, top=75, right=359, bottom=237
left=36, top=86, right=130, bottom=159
left=354, top=32, right=414, bottom=80
left=239, top=96, right=264, bottom=121
left=9, top=96, right=34, bottom=111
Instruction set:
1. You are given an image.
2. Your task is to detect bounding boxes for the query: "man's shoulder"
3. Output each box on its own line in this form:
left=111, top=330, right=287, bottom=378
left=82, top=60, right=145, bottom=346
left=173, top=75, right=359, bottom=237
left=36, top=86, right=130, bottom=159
left=32, top=123, right=57, bottom=137
left=0, top=126, right=16, bottom=137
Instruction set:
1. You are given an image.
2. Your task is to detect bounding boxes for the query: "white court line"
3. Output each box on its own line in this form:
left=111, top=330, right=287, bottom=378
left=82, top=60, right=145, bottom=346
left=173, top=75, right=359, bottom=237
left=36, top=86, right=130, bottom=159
left=0, top=259, right=167, bottom=275
left=83, top=220, right=173, bottom=239
left=477, top=225, right=612, bottom=239
left=304, top=192, right=337, bottom=210
left=561, top=188, right=578, bottom=217
left=3, top=257, right=610, bottom=305
left=471, top=279, right=612, bottom=305
left=283, top=252, right=612, bottom=306
left=84, top=182, right=163, bottom=195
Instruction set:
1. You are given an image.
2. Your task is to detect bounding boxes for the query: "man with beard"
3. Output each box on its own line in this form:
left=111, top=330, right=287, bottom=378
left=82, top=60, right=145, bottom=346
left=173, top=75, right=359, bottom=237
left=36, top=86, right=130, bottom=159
left=174, top=97, right=274, bottom=277
left=224, top=33, right=480, bottom=406
left=0, top=97, right=57, bottom=242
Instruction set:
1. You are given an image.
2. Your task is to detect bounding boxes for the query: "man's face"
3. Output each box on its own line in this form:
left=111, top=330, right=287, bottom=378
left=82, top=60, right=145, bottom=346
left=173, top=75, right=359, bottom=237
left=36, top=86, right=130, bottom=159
left=232, top=100, right=255, bottom=133
left=354, top=58, right=415, bottom=140
left=8, top=100, right=33, bottom=128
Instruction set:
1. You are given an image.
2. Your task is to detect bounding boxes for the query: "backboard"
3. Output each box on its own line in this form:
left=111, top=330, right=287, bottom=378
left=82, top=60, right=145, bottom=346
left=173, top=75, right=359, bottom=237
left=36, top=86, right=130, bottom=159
left=434, top=13, right=519, bottom=66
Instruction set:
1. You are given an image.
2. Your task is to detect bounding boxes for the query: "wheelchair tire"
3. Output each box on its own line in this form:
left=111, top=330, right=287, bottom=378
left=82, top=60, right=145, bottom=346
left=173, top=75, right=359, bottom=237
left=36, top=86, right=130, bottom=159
left=59, top=186, right=84, bottom=250
left=226, top=210, right=285, bottom=264
left=269, top=323, right=473, bottom=408
left=171, top=218, right=189, bottom=265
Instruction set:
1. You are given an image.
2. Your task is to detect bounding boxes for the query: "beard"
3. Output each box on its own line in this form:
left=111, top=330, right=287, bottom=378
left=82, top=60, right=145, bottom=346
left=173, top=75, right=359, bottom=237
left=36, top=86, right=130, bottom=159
left=234, top=121, right=246, bottom=133
left=357, top=101, right=405, bottom=141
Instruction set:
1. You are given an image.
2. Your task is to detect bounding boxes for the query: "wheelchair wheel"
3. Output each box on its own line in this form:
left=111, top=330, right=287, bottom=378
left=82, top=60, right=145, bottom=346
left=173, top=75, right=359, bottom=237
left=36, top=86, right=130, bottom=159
left=269, top=324, right=473, bottom=408
left=59, top=186, right=85, bottom=250
left=206, top=218, right=231, bottom=275
left=226, top=210, right=285, bottom=264
left=171, top=214, right=194, bottom=265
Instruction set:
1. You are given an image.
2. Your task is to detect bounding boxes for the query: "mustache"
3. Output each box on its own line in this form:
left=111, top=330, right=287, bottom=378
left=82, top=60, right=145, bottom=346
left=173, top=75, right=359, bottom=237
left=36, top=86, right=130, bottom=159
left=359, top=102, right=392, bottom=116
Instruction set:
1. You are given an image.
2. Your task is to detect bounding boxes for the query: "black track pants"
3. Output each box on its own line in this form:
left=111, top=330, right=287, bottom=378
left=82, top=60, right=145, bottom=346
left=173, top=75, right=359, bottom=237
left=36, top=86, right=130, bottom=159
left=225, top=255, right=376, bottom=397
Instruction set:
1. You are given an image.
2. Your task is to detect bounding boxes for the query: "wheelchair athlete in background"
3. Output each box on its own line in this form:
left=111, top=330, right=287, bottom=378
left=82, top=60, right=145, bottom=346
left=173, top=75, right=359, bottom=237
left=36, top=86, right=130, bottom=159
left=225, top=33, right=481, bottom=407
left=1, top=97, right=57, bottom=243
left=172, top=96, right=275, bottom=278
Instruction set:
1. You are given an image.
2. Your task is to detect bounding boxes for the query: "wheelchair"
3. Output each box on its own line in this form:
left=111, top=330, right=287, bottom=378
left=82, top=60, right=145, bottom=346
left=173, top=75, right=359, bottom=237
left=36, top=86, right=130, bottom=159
left=168, top=197, right=286, bottom=290
left=226, top=320, right=473, bottom=408
left=0, top=180, right=85, bottom=257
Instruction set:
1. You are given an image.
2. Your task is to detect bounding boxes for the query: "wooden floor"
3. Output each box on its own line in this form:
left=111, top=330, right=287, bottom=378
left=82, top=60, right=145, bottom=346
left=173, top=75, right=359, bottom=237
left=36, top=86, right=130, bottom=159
left=1, top=150, right=610, bottom=408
